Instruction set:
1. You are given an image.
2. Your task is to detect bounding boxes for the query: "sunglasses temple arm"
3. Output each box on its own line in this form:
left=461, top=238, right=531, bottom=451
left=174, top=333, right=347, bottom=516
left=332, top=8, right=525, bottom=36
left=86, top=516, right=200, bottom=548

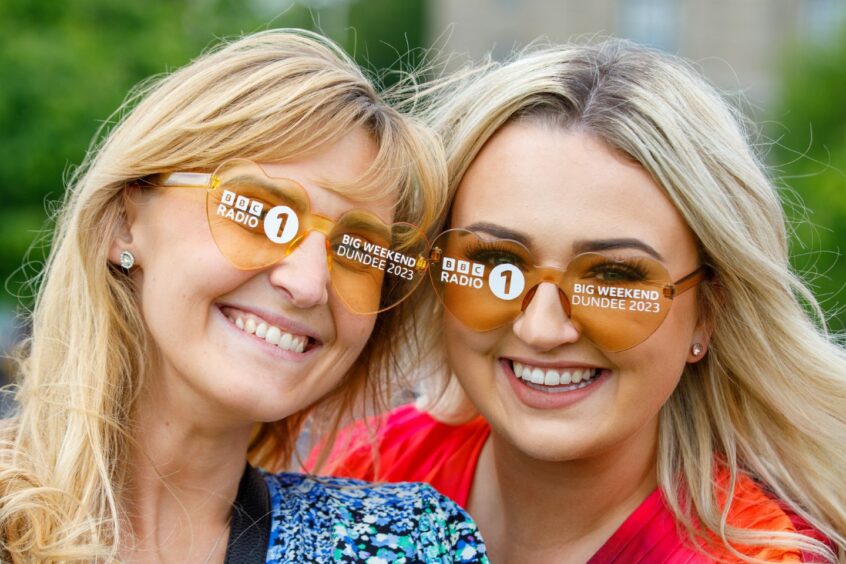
left=664, top=267, right=708, bottom=299
left=157, top=172, right=216, bottom=189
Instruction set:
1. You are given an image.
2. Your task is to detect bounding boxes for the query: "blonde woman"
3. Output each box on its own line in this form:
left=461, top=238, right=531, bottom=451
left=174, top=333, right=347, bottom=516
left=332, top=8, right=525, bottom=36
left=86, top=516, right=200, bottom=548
left=0, top=30, right=488, bottom=562
left=311, top=41, right=846, bottom=562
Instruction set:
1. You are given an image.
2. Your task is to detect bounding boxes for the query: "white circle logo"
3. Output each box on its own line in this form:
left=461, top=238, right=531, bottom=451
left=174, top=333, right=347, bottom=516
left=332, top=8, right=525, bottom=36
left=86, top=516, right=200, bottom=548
left=488, top=264, right=525, bottom=301
left=264, top=206, right=299, bottom=244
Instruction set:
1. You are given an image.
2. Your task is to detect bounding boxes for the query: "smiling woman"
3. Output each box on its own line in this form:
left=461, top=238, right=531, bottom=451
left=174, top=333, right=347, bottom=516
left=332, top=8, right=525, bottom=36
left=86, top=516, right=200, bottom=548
left=311, top=40, right=846, bottom=563
left=0, top=29, right=487, bottom=563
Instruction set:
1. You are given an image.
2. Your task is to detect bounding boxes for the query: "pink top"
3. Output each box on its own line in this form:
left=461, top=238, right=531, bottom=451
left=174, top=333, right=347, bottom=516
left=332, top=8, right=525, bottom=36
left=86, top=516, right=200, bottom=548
left=307, top=404, right=829, bottom=563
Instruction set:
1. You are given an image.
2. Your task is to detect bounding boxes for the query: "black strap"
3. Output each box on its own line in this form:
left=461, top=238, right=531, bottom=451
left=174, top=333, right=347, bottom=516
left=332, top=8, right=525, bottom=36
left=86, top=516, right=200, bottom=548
left=224, top=464, right=272, bottom=564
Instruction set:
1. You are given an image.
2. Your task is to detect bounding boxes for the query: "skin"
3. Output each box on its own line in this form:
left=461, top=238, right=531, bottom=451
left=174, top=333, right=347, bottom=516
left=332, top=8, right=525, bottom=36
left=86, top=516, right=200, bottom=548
left=109, top=127, right=392, bottom=563
left=445, top=122, right=709, bottom=563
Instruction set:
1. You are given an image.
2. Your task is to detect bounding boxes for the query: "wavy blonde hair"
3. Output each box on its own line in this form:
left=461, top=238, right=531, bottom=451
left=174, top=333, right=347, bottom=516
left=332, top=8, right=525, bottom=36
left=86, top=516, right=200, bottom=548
left=418, top=41, right=845, bottom=562
left=0, top=29, right=446, bottom=562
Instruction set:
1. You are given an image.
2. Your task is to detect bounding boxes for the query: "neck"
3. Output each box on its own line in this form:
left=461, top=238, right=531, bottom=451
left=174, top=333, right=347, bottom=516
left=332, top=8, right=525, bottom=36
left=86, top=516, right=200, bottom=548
left=121, top=371, right=254, bottom=563
left=469, top=417, right=659, bottom=563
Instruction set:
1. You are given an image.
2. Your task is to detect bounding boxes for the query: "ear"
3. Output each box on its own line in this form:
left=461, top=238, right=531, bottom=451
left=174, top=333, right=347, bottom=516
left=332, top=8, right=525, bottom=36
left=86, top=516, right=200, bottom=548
left=107, top=187, right=139, bottom=267
left=687, top=293, right=717, bottom=364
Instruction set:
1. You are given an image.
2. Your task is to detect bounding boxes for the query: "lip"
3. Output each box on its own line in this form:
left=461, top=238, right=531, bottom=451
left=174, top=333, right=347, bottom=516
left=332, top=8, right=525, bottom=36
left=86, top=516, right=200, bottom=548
left=217, top=302, right=323, bottom=344
left=214, top=305, right=324, bottom=361
left=500, top=358, right=610, bottom=410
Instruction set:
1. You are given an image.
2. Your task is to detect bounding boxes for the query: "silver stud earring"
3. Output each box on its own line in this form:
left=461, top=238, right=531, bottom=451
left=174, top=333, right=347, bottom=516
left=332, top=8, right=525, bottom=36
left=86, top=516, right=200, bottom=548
left=691, top=343, right=703, bottom=357
left=119, top=250, right=136, bottom=270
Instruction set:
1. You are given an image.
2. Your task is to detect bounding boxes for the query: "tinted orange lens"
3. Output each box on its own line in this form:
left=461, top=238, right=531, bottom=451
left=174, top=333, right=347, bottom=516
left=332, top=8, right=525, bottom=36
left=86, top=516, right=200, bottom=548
left=330, top=216, right=429, bottom=314
left=429, top=229, right=531, bottom=330
left=563, top=253, right=673, bottom=351
left=429, top=229, right=677, bottom=351
left=205, top=160, right=307, bottom=269
left=205, top=159, right=427, bottom=314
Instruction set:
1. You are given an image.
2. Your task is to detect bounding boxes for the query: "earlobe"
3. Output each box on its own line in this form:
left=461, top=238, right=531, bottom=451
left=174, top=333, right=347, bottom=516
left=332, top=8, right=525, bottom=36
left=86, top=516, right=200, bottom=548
left=108, top=189, right=139, bottom=268
left=687, top=320, right=714, bottom=363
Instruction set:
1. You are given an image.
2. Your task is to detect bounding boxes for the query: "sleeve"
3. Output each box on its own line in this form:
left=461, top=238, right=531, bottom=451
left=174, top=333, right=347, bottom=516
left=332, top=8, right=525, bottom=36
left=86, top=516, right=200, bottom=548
left=415, top=484, right=489, bottom=563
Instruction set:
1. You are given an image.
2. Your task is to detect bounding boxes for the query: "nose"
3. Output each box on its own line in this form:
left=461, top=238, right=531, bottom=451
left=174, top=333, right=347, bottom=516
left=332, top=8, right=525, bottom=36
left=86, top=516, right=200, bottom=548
left=267, top=231, right=330, bottom=308
left=512, top=282, right=580, bottom=351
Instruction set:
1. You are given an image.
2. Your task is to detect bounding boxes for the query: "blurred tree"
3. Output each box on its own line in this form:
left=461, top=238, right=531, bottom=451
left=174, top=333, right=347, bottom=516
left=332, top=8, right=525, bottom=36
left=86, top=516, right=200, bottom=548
left=771, top=28, right=846, bottom=331
left=0, top=0, right=424, bottom=306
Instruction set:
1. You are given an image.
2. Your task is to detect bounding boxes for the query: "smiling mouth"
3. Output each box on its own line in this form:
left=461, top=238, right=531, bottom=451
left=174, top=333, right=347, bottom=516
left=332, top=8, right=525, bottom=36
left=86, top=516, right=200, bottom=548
left=221, top=307, right=317, bottom=353
left=509, top=360, right=602, bottom=393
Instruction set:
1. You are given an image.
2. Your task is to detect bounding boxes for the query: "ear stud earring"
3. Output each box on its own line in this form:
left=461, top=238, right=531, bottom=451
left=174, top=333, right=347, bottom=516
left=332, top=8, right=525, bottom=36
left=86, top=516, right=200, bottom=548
left=691, top=343, right=704, bottom=357
left=119, top=250, right=136, bottom=270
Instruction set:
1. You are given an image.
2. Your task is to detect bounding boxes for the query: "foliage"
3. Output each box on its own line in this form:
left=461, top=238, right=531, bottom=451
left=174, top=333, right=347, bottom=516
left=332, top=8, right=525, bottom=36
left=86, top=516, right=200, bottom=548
left=771, top=30, right=846, bottom=331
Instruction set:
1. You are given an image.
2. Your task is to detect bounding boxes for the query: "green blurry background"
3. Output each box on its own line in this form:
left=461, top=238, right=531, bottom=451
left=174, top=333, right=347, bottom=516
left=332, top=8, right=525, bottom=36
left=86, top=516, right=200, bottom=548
left=1, top=0, right=845, bottom=365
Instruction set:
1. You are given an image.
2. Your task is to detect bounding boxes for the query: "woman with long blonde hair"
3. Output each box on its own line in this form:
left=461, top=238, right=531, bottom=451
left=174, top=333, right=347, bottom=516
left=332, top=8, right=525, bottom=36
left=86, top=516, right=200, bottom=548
left=312, top=40, right=846, bottom=562
left=0, top=29, right=487, bottom=562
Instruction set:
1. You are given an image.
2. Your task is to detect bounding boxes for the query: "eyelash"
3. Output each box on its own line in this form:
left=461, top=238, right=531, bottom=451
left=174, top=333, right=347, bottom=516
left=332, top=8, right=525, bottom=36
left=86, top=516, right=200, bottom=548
left=463, top=242, right=528, bottom=268
left=586, top=259, right=650, bottom=282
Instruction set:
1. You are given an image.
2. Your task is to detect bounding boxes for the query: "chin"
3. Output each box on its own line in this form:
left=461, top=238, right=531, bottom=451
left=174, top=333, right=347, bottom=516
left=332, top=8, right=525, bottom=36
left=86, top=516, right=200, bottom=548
left=501, top=420, right=602, bottom=462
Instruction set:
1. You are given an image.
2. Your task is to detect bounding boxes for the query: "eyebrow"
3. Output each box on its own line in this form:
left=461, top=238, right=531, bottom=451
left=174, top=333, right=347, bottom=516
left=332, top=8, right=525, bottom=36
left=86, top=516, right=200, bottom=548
left=464, top=222, right=533, bottom=247
left=463, top=223, right=665, bottom=261
left=572, top=238, right=665, bottom=261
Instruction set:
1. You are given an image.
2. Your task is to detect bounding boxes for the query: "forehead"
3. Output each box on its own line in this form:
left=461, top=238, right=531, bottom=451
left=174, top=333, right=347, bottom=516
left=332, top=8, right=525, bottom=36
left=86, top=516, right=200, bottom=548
left=452, top=123, right=698, bottom=267
left=259, top=127, right=395, bottom=223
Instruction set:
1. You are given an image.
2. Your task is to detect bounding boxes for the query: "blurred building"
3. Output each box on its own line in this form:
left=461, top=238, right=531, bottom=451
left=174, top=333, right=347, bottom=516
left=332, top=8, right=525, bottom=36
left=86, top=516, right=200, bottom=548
left=428, top=0, right=846, bottom=115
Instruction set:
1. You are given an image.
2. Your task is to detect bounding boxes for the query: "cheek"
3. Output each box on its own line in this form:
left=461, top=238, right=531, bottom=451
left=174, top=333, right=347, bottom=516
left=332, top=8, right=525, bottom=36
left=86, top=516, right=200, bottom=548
left=443, top=315, right=507, bottom=397
left=332, top=305, right=377, bottom=354
left=613, top=294, right=699, bottom=409
left=443, top=314, right=497, bottom=360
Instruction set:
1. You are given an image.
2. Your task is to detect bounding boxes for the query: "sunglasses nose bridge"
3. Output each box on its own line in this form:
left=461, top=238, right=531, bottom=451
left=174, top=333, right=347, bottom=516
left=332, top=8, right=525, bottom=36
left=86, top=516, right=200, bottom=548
left=308, top=214, right=335, bottom=237
left=521, top=270, right=571, bottom=315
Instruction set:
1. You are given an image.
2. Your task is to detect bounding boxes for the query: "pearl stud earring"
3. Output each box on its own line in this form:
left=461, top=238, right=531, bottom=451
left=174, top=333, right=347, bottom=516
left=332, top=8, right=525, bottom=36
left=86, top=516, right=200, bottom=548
left=691, top=343, right=703, bottom=357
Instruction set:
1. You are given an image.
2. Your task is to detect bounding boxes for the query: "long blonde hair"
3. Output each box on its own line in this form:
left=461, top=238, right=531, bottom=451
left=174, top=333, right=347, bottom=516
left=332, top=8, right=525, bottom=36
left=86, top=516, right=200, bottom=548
left=0, top=29, right=446, bottom=562
left=420, top=41, right=846, bottom=562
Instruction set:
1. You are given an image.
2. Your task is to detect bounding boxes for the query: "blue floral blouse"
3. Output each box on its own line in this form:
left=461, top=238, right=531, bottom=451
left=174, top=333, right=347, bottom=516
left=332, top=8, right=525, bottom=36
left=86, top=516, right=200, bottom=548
left=263, top=472, right=488, bottom=563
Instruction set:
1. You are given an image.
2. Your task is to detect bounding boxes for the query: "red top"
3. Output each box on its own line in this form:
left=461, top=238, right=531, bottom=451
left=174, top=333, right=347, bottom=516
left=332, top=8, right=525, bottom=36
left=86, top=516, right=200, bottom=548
left=307, top=404, right=828, bottom=563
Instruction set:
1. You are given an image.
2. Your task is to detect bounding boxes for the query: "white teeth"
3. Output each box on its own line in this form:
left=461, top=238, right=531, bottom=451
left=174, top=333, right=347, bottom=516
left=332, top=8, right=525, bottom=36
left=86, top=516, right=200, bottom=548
left=279, top=333, right=293, bottom=350
left=265, top=326, right=281, bottom=345
left=512, top=361, right=598, bottom=389
left=530, top=368, right=544, bottom=384
left=229, top=312, right=310, bottom=353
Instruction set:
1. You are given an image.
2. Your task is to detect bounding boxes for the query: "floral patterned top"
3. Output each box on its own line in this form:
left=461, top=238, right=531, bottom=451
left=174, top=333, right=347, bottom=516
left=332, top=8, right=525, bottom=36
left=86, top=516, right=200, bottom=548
left=263, top=472, right=488, bottom=563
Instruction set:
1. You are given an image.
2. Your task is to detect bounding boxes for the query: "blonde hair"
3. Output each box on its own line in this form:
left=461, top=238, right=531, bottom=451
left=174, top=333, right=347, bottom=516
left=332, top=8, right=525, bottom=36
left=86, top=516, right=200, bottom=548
left=0, top=29, right=446, bottom=561
left=420, top=40, right=846, bottom=562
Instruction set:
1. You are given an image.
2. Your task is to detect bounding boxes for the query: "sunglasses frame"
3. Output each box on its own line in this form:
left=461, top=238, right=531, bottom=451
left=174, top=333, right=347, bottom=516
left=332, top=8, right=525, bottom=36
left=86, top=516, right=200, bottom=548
left=426, top=228, right=708, bottom=351
left=149, top=158, right=430, bottom=315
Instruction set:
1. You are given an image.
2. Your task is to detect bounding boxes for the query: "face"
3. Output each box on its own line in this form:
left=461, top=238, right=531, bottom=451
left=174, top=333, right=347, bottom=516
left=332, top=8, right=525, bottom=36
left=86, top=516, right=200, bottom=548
left=115, top=127, right=391, bottom=426
left=445, top=122, right=708, bottom=461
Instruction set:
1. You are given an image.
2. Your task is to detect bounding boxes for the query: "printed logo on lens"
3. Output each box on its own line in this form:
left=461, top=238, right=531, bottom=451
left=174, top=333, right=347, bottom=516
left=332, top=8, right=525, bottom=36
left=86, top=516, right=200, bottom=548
left=441, top=257, right=485, bottom=289
left=217, top=189, right=263, bottom=228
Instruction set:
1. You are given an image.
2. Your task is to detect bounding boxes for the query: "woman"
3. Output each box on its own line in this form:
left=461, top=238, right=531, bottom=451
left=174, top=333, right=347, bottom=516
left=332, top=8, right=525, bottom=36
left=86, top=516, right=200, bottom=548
left=0, top=30, right=487, bottom=562
left=310, top=41, right=846, bottom=562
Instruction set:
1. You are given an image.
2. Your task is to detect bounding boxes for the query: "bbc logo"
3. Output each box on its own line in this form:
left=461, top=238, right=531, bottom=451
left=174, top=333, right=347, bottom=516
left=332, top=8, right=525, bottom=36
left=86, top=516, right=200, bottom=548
left=442, top=257, right=484, bottom=277
left=221, top=190, right=264, bottom=217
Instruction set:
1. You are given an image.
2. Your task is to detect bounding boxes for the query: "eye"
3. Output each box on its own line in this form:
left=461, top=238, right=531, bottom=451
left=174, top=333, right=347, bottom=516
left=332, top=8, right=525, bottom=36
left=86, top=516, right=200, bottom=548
left=464, top=243, right=528, bottom=269
left=586, top=261, right=648, bottom=283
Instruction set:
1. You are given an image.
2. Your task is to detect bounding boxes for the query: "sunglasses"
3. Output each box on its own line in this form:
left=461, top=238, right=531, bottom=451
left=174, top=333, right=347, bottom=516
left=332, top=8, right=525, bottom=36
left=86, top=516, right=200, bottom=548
left=155, top=158, right=430, bottom=314
left=427, top=229, right=706, bottom=352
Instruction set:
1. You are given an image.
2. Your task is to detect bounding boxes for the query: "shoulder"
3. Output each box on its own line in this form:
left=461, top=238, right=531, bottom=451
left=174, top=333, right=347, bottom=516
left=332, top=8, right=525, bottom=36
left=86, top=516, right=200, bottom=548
left=307, top=403, right=488, bottom=477
left=262, top=472, right=487, bottom=563
left=707, top=469, right=830, bottom=562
